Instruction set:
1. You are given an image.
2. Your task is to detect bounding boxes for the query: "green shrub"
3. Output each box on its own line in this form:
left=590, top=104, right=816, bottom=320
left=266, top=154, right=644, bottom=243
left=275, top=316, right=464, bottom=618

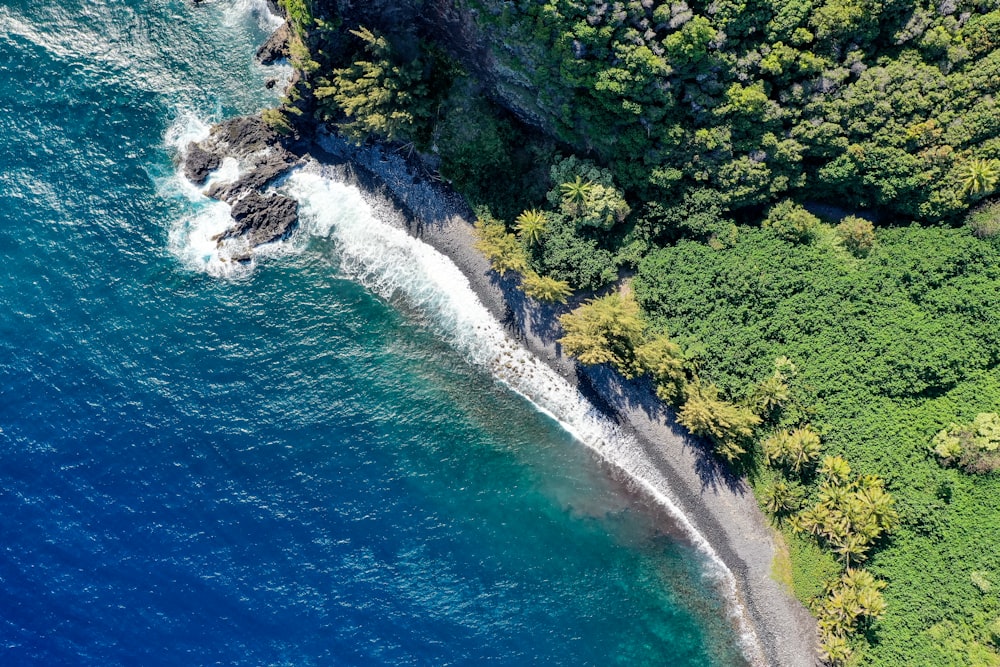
left=835, top=215, right=876, bottom=256
left=932, top=413, right=1000, bottom=474
left=967, top=201, right=1000, bottom=239
left=763, top=199, right=821, bottom=243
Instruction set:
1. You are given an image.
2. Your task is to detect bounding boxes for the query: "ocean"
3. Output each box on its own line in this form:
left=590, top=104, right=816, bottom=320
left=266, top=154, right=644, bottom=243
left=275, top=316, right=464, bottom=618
left=0, top=1, right=747, bottom=664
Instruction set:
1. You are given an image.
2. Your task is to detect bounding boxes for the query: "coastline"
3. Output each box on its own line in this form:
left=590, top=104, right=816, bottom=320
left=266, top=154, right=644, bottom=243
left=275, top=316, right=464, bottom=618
left=301, top=129, right=821, bottom=666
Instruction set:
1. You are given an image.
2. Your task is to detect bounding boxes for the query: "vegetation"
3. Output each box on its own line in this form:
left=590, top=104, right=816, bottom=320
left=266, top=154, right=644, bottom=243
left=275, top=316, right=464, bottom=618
left=932, top=412, right=1000, bottom=474
left=632, top=225, right=1000, bottom=664
left=557, top=293, right=645, bottom=376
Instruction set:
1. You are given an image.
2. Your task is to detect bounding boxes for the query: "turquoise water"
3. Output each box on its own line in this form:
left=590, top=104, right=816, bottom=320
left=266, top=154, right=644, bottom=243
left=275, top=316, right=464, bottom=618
left=0, top=1, right=747, bottom=664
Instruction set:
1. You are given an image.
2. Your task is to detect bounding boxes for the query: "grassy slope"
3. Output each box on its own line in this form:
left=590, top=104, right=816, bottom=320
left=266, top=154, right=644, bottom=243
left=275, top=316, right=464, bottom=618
left=633, top=225, right=1000, bottom=664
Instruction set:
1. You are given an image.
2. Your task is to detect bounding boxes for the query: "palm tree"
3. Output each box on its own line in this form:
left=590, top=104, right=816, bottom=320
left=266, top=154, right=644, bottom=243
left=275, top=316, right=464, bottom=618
left=787, top=426, right=822, bottom=474
left=560, top=175, right=592, bottom=215
left=819, top=634, right=853, bottom=666
left=960, top=158, right=1000, bottom=196
left=753, top=373, right=790, bottom=415
left=763, top=480, right=805, bottom=516
left=830, top=531, right=870, bottom=567
left=514, top=209, right=548, bottom=245
left=820, top=454, right=851, bottom=484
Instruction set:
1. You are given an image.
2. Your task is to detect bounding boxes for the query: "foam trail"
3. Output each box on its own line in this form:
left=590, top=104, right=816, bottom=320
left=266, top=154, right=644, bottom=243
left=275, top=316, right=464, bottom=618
left=281, top=167, right=767, bottom=666
left=227, top=0, right=285, bottom=31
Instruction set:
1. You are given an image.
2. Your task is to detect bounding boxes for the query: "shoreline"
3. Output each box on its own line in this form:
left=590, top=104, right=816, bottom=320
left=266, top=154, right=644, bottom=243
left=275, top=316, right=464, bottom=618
left=301, top=129, right=821, bottom=666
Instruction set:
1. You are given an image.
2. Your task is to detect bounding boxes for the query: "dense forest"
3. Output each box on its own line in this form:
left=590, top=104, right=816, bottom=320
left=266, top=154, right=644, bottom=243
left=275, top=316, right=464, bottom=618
left=270, top=0, right=1000, bottom=664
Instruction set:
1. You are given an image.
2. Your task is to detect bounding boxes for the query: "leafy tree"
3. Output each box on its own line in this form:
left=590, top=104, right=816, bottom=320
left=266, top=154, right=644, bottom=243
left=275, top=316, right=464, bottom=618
left=558, top=293, right=646, bottom=377
left=966, top=201, right=1000, bottom=239
left=532, top=214, right=618, bottom=291
left=520, top=271, right=572, bottom=304
left=549, top=156, right=630, bottom=230
left=835, top=216, right=876, bottom=257
left=677, top=381, right=762, bottom=462
left=932, top=413, right=1000, bottom=474
left=763, top=199, right=821, bottom=243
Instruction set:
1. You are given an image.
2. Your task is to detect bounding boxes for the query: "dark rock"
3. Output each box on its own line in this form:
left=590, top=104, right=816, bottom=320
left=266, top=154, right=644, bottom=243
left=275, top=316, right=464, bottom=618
left=210, top=115, right=280, bottom=155
left=184, top=143, right=222, bottom=185
left=215, top=192, right=298, bottom=247
left=265, top=78, right=277, bottom=89
left=206, top=149, right=298, bottom=202
left=256, top=22, right=291, bottom=65
left=183, top=115, right=300, bottom=201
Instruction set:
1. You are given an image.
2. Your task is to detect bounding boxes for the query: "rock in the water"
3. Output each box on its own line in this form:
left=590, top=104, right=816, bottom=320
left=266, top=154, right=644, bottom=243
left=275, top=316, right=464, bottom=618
left=184, top=143, right=222, bottom=185
left=183, top=115, right=300, bottom=202
left=205, top=149, right=297, bottom=203
left=256, top=22, right=291, bottom=65
left=215, top=191, right=298, bottom=248
left=210, top=115, right=280, bottom=156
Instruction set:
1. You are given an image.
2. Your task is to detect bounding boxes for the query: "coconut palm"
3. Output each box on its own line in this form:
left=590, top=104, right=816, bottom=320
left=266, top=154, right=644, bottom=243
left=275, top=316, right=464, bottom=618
left=830, top=531, right=871, bottom=567
left=762, top=480, right=804, bottom=515
left=787, top=426, right=822, bottom=474
left=960, top=158, right=1000, bottom=196
left=752, top=372, right=790, bottom=416
left=514, top=209, right=548, bottom=245
left=559, top=175, right=593, bottom=215
left=820, top=454, right=851, bottom=484
left=819, top=634, right=853, bottom=666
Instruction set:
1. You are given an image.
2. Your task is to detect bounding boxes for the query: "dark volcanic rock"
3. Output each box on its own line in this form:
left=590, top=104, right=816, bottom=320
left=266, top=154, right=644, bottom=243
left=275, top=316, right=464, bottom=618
left=182, top=114, right=302, bottom=252
left=256, top=22, right=291, bottom=64
left=210, top=115, right=281, bottom=155
left=183, top=115, right=300, bottom=203
left=184, top=143, right=222, bottom=185
left=206, top=149, right=298, bottom=202
left=215, top=192, right=298, bottom=247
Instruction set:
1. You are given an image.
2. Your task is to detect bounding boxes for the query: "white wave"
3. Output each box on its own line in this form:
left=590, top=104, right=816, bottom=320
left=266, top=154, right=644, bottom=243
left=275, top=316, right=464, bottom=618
left=226, top=0, right=285, bottom=32
left=281, top=167, right=766, bottom=664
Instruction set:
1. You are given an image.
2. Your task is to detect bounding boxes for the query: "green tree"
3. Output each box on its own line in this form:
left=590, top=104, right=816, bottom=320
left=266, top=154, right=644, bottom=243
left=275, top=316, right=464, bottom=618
left=520, top=271, right=572, bottom=304
left=836, top=216, right=876, bottom=257
left=763, top=199, right=821, bottom=243
left=635, top=334, right=687, bottom=402
left=558, top=293, right=646, bottom=377
left=473, top=215, right=528, bottom=276
left=314, top=27, right=428, bottom=143
left=677, top=381, right=762, bottom=462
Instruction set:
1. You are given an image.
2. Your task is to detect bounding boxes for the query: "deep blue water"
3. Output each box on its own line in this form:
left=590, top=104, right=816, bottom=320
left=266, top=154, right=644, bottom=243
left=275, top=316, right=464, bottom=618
left=0, top=1, right=746, bottom=664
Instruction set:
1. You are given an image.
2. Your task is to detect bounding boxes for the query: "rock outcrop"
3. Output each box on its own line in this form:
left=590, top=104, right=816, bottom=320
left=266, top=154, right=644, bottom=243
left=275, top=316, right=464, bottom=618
left=183, top=115, right=302, bottom=256
left=256, top=22, right=291, bottom=65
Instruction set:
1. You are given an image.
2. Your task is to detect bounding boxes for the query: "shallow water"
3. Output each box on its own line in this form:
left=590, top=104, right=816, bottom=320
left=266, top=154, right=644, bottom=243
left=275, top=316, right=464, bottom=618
left=0, top=1, right=747, bottom=664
